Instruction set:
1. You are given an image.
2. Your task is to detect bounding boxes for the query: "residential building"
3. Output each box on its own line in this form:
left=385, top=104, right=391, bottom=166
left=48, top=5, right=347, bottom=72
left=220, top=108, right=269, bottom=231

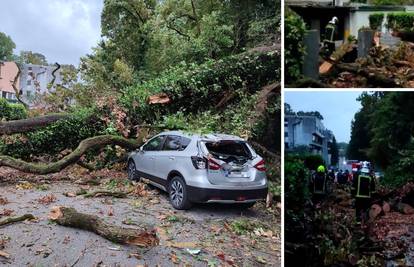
left=287, top=0, right=411, bottom=42
left=285, top=114, right=334, bottom=165
left=0, top=61, right=19, bottom=102
left=19, top=63, right=62, bottom=106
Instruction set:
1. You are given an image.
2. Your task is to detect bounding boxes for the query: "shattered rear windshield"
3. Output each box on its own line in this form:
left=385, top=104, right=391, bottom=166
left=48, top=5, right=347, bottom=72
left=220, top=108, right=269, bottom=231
left=205, top=141, right=252, bottom=159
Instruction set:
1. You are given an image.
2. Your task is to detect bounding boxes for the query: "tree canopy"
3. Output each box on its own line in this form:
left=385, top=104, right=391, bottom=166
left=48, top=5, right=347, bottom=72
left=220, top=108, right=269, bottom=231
left=0, top=32, right=16, bottom=61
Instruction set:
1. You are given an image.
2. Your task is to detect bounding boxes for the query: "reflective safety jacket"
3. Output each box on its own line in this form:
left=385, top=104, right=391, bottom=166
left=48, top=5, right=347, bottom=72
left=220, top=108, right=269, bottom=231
left=352, top=173, right=376, bottom=198
left=324, top=23, right=337, bottom=43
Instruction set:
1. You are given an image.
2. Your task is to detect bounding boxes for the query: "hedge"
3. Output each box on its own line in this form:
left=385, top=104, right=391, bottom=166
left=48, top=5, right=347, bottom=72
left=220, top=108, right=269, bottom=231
left=369, top=13, right=384, bottom=30
left=284, top=7, right=306, bottom=83
left=0, top=98, right=27, bottom=121
left=387, top=12, right=414, bottom=31
left=120, top=50, right=280, bottom=125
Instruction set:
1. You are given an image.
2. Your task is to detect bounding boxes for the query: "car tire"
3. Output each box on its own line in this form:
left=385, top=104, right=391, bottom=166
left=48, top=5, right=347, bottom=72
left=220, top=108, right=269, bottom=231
left=127, top=160, right=140, bottom=181
left=238, top=202, right=255, bottom=209
left=168, top=176, right=192, bottom=210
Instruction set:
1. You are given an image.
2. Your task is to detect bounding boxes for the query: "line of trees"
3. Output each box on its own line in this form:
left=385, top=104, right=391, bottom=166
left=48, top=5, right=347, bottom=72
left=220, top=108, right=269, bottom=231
left=347, top=92, right=414, bottom=187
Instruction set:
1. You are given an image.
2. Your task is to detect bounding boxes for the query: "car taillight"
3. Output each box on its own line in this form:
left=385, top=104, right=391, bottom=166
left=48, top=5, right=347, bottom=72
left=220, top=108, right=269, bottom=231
left=191, top=156, right=207, bottom=169
left=208, top=158, right=221, bottom=170
left=254, top=159, right=266, bottom=172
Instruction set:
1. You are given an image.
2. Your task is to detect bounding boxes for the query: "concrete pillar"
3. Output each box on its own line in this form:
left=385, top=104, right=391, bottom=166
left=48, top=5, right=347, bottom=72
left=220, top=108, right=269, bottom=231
left=302, top=30, right=319, bottom=80
left=358, top=29, right=374, bottom=58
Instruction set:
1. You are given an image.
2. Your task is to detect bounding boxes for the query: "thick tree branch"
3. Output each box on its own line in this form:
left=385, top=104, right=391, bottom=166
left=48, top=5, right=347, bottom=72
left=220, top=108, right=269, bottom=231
left=0, top=114, right=70, bottom=135
left=0, top=135, right=143, bottom=174
left=49, top=62, right=61, bottom=88
left=11, top=64, right=28, bottom=108
left=49, top=206, right=158, bottom=247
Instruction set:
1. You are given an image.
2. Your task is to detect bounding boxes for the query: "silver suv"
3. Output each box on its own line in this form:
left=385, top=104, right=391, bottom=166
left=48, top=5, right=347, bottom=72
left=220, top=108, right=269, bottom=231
left=127, top=131, right=268, bottom=210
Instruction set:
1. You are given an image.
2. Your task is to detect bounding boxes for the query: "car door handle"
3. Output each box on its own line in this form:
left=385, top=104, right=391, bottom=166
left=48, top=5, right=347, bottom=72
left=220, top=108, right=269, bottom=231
left=169, top=157, right=175, bottom=160
left=150, top=157, right=155, bottom=160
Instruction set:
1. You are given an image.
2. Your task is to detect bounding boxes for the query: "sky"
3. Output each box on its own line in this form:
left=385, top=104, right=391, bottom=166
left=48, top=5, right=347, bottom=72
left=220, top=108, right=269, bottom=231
left=0, top=0, right=103, bottom=66
left=285, top=91, right=363, bottom=143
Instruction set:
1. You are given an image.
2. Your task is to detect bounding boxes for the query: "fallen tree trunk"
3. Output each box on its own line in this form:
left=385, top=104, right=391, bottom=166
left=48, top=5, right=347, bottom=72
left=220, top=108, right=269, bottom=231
left=48, top=206, right=158, bottom=247
left=0, top=114, right=70, bottom=135
left=0, top=214, right=35, bottom=226
left=0, top=135, right=143, bottom=174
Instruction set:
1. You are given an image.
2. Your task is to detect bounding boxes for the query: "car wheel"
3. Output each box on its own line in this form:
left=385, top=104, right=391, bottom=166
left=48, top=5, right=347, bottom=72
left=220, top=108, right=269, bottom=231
left=169, top=176, right=192, bottom=210
left=238, top=202, right=255, bottom=209
left=127, top=160, right=140, bottom=181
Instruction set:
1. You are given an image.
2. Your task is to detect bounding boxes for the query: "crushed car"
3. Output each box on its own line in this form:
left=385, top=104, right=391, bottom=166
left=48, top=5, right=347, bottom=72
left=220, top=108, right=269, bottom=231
left=127, top=131, right=268, bottom=209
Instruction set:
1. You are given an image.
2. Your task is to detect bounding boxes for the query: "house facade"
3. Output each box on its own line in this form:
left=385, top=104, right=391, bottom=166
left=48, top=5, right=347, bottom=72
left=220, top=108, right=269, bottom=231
left=19, top=64, right=62, bottom=106
left=285, top=114, right=334, bottom=165
left=287, top=0, right=411, bottom=42
left=0, top=61, right=19, bottom=102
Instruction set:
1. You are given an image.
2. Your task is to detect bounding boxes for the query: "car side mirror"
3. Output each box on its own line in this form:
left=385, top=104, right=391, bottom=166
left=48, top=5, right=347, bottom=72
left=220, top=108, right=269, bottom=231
left=138, top=146, right=144, bottom=153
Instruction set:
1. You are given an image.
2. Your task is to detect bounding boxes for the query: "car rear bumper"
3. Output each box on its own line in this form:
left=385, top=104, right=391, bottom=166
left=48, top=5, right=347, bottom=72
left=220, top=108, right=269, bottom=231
left=187, top=186, right=268, bottom=203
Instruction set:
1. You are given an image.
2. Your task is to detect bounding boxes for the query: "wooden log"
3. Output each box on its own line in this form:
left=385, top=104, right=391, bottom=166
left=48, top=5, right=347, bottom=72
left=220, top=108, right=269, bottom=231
left=382, top=202, right=390, bottom=214
left=369, top=204, right=382, bottom=220
left=396, top=203, right=414, bottom=215
left=48, top=206, right=158, bottom=247
left=0, top=214, right=35, bottom=226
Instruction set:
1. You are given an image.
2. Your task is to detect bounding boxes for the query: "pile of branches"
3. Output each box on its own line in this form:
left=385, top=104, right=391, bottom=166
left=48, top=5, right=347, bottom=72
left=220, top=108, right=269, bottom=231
left=321, top=42, right=414, bottom=88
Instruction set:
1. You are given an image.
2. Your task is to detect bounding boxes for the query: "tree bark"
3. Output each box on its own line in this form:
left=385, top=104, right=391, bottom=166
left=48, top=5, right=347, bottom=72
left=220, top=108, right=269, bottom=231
left=11, top=63, right=28, bottom=108
left=0, top=135, right=143, bottom=174
left=48, top=206, right=158, bottom=247
left=0, top=114, right=70, bottom=135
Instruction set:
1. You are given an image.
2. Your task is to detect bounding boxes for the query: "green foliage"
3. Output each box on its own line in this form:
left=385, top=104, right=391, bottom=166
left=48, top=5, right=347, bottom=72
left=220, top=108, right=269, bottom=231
left=120, top=51, right=279, bottom=125
left=348, top=92, right=414, bottom=187
left=372, top=0, right=408, bottom=5
left=0, top=108, right=106, bottom=159
left=230, top=218, right=263, bottom=235
left=17, top=51, right=48, bottom=65
left=347, top=92, right=381, bottom=161
left=369, top=13, right=384, bottom=30
left=387, top=12, right=414, bottom=31
left=0, top=32, right=15, bottom=61
left=0, top=98, right=27, bottom=121
left=284, top=8, right=306, bottom=83
left=285, top=154, right=310, bottom=219
left=304, top=154, right=325, bottom=170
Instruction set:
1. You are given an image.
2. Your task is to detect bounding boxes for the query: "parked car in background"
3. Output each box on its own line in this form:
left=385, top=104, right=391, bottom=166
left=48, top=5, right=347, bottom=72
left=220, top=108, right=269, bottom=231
left=127, top=131, right=268, bottom=210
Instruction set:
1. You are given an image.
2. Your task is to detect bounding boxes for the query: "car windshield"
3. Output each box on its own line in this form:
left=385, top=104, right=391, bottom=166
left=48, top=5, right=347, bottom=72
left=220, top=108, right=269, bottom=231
left=204, top=140, right=252, bottom=161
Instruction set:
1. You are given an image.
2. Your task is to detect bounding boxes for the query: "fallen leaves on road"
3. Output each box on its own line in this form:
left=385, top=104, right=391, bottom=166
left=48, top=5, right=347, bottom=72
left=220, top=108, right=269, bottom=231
left=0, top=209, right=13, bottom=217
left=216, top=251, right=235, bottom=266
left=37, top=194, right=57, bottom=205
left=0, top=197, right=8, bottom=205
left=16, top=182, right=34, bottom=190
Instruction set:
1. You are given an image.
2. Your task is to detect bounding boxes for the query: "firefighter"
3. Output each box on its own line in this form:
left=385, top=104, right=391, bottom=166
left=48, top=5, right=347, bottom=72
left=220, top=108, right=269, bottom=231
left=323, top=16, right=338, bottom=56
left=310, top=165, right=328, bottom=205
left=352, top=161, right=376, bottom=223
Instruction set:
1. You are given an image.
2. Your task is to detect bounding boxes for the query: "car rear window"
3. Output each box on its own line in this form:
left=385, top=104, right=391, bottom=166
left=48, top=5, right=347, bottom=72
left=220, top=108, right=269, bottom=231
left=205, top=141, right=252, bottom=158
